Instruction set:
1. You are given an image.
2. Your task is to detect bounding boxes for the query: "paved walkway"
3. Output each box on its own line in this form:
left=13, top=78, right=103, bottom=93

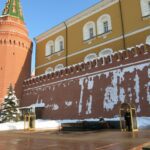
left=0, top=129, right=149, bottom=150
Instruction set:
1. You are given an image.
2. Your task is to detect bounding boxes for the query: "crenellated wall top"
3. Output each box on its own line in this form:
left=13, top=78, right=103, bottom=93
left=23, top=44, right=150, bottom=87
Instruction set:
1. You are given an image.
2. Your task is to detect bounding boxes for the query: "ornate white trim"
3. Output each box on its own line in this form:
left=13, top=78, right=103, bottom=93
left=84, top=53, right=97, bottom=63
left=124, top=26, right=150, bottom=38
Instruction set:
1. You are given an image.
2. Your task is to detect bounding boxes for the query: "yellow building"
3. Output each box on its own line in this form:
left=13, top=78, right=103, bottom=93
left=35, top=0, right=150, bottom=75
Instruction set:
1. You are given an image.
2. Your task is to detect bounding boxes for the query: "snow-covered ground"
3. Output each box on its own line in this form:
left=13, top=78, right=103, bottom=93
left=0, top=117, right=149, bottom=131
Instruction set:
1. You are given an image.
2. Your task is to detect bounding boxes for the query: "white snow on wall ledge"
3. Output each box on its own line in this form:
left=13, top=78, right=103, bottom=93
left=86, top=95, right=92, bottom=114
left=65, top=101, right=73, bottom=107
left=45, top=104, right=59, bottom=110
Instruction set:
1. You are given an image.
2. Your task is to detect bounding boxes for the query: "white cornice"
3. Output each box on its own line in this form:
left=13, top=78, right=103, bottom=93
left=66, top=0, right=119, bottom=28
left=35, top=0, right=119, bottom=43
left=35, top=23, right=66, bottom=43
left=125, top=26, right=150, bottom=38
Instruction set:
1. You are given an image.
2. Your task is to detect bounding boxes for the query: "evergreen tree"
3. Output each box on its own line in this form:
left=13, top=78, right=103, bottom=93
left=0, top=84, right=20, bottom=122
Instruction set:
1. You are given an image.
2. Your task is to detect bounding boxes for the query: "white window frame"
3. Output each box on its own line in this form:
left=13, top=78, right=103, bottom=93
left=84, top=53, right=97, bottom=63
left=146, top=35, right=150, bottom=45
left=97, top=14, right=112, bottom=35
left=45, top=41, right=54, bottom=56
left=83, top=21, right=96, bottom=41
left=99, top=48, right=113, bottom=57
left=140, top=0, right=150, bottom=17
left=54, top=64, right=64, bottom=71
left=99, top=48, right=113, bottom=64
left=55, top=36, right=64, bottom=52
left=45, top=67, right=53, bottom=74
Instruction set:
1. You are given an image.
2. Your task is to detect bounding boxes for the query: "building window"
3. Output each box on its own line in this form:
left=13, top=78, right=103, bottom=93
left=146, top=35, right=150, bottom=45
left=140, top=0, right=150, bottom=17
left=59, top=41, right=64, bottom=51
left=84, top=53, right=97, bottom=63
left=54, top=64, right=64, bottom=71
left=45, top=67, right=53, bottom=74
left=97, top=14, right=112, bottom=35
left=55, top=36, right=64, bottom=52
left=45, top=41, right=54, bottom=56
left=103, top=21, right=109, bottom=33
left=83, top=21, right=96, bottom=41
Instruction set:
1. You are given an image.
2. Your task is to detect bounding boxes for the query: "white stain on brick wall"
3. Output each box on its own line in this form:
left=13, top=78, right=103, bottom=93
left=52, top=104, right=59, bottom=110
left=119, top=87, right=125, bottom=103
left=86, top=95, right=92, bottom=114
left=128, top=88, right=133, bottom=101
left=137, top=105, right=141, bottom=113
left=104, top=87, right=118, bottom=111
left=103, top=62, right=150, bottom=111
left=45, top=104, right=59, bottom=110
left=79, top=78, right=84, bottom=114
left=87, top=77, right=94, bottom=90
left=148, top=68, right=150, bottom=78
left=147, top=82, right=150, bottom=104
left=134, top=73, right=140, bottom=103
left=65, top=101, right=73, bottom=107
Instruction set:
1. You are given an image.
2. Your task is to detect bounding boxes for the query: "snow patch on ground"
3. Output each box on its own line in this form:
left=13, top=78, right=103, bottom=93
left=0, top=117, right=149, bottom=131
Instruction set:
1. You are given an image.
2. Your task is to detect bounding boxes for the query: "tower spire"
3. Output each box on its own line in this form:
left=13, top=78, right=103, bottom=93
left=2, top=0, right=24, bottom=21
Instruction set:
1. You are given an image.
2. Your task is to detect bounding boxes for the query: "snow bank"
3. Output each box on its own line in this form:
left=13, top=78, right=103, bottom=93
left=105, top=117, right=150, bottom=129
left=0, top=117, right=149, bottom=131
left=35, top=120, right=60, bottom=129
left=137, top=117, right=150, bottom=129
left=0, top=121, right=24, bottom=131
left=0, top=120, right=60, bottom=131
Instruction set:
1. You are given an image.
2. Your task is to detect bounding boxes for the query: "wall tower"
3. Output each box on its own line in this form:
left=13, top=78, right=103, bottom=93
left=0, top=0, right=32, bottom=103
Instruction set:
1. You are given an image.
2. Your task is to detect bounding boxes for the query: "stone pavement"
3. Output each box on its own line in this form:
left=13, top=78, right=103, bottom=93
left=0, top=129, right=149, bottom=150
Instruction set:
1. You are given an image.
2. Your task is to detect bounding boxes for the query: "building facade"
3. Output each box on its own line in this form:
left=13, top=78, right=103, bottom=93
left=0, top=0, right=32, bottom=103
left=35, top=0, right=150, bottom=75
left=20, top=0, right=150, bottom=120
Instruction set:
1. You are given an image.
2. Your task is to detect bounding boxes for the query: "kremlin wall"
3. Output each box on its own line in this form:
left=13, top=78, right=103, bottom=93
left=22, top=44, right=150, bottom=119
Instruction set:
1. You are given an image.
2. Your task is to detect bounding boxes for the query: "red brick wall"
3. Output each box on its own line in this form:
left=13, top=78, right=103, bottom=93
left=22, top=44, right=150, bottom=119
left=0, top=16, right=32, bottom=103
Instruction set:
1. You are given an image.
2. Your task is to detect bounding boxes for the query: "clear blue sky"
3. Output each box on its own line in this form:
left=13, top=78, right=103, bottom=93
left=0, top=0, right=100, bottom=73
